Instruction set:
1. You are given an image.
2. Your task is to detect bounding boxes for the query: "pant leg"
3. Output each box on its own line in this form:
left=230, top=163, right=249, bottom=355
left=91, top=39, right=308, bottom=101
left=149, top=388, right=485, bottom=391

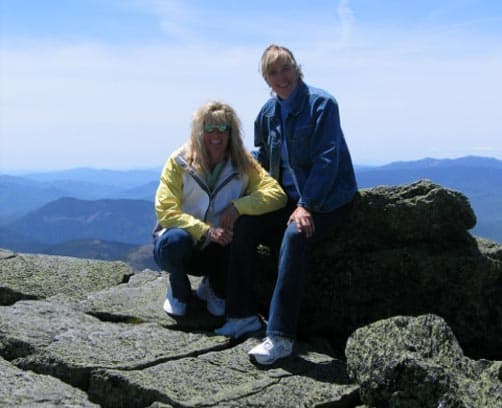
left=225, top=205, right=292, bottom=318
left=153, top=228, right=194, bottom=302
left=195, top=243, right=230, bottom=299
left=267, top=203, right=352, bottom=339
left=266, top=221, right=308, bottom=338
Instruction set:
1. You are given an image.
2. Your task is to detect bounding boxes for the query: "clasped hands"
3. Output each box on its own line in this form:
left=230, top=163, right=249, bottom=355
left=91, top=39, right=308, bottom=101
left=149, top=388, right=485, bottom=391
left=207, top=203, right=240, bottom=246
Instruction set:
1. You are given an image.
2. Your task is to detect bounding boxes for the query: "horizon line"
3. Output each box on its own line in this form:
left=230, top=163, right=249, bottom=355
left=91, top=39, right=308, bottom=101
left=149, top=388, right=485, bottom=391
left=2, top=154, right=502, bottom=175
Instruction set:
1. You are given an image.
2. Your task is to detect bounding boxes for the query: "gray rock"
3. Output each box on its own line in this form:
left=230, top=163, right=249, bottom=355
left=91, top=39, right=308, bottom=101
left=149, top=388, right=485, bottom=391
left=0, top=298, right=358, bottom=407
left=345, top=314, right=502, bottom=407
left=346, top=180, right=477, bottom=248
left=476, top=236, right=502, bottom=261
left=0, top=356, right=98, bottom=407
left=255, top=180, right=502, bottom=359
left=0, top=249, right=15, bottom=260
left=0, top=300, right=230, bottom=390
left=0, top=259, right=360, bottom=407
left=51, top=271, right=224, bottom=331
left=0, top=252, right=133, bottom=305
left=88, top=338, right=359, bottom=408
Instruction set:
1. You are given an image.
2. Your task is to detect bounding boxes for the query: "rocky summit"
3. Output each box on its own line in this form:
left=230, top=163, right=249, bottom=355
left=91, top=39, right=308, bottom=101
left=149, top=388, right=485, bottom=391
left=1, top=179, right=501, bottom=407
left=346, top=314, right=502, bottom=407
left=256, top=180, right=502, bottom=360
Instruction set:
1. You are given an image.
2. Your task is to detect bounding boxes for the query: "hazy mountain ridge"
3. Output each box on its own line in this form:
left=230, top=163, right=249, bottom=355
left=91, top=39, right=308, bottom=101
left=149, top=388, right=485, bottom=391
left=113, top=181, right=158, bottom=201
left=5, top=197, right=155, bottom=246
left=0, top=156, right=500, bottom=270
left=18, top=166, right=161, bottom=187
left=375, top=155, right=502, bottom=170
left=0, top=175, right=72, bottom=221
left=0, top=173, right=159, bottom=221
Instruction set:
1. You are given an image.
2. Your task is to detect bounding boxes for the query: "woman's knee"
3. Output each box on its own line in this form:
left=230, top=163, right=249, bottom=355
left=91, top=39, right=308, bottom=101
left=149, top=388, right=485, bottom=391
left=281, top=222, right=308, bottom=247
left=154, top=228, right=193, bottom=263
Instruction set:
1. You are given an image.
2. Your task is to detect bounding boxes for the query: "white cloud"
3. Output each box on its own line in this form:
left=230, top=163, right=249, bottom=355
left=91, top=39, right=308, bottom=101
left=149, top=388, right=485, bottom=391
left=0, top=41, right=267, bottom=170
left=1, top=1, right=501, bottom=171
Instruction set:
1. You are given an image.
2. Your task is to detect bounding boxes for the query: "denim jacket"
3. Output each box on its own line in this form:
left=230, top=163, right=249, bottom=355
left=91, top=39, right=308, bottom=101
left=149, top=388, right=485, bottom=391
left=254, top=80, right=358, bottom=213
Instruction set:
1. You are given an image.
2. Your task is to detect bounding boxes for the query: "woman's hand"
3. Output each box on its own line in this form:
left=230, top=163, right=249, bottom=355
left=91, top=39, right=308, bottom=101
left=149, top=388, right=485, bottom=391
left=207, top=226, right=233, bottom=246
left=288, top=206, right=315, bottom=238
left=219, top=203, right=240, bottom=231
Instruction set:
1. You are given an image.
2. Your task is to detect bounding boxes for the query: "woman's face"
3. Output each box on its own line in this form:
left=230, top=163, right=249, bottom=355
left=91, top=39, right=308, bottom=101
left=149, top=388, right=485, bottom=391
left=265, top=58, right=299, bottom=100
left=203, top=123, right=230, bottom=165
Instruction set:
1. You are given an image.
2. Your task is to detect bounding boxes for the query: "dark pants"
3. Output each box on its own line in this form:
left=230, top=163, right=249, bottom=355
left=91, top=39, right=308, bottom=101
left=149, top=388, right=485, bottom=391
left=226, top=201, right=351, bottom=339
left=153, top=228, right=229, bottom=301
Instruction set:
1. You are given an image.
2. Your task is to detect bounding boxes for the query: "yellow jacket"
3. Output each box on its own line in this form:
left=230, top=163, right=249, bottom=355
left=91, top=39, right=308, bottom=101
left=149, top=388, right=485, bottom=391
left=154, top=146, right=287, bottom=243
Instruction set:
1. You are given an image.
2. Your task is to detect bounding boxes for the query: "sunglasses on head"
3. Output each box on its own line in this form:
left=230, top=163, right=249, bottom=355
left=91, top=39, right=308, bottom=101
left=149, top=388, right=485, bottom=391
left=203, top=124, right=230, bottom=133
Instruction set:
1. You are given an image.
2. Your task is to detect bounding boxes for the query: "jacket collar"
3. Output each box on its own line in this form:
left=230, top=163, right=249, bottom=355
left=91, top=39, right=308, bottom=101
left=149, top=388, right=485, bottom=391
left=265, top=80, right=309, bottom=119
left=176, top=150, right=237, bottom=180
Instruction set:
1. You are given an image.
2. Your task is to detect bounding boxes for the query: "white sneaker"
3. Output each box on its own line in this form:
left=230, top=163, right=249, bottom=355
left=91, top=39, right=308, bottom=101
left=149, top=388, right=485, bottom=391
left=196, top=276, right=225, bottom=317
left=248, top=336, right=294, bottom=365
left=195, top=276, right=210, bottom=300
left=214, top=315, right=262, bottom=338
left=163, top=287, right=186, bottom=316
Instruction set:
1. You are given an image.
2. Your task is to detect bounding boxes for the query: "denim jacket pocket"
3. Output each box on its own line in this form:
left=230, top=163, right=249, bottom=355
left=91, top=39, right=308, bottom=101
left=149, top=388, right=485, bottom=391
left=288, top=125, right=313, bottom=167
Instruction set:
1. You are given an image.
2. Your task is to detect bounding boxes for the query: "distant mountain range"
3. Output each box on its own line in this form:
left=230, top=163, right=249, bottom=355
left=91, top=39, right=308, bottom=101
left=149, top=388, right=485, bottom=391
left=17, top=167, right=161, bottom=187
left=1, top=156, right=501, bottom=270
left=5, top=197, right=155, bottom=245
left=0, top=168, right=159, bottom=220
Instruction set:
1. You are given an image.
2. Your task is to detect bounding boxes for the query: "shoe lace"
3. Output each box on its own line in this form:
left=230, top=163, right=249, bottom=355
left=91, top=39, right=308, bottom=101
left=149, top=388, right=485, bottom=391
left=266, top=336, right=292, bottom=351
left=263, top=337, right=274, bottom=350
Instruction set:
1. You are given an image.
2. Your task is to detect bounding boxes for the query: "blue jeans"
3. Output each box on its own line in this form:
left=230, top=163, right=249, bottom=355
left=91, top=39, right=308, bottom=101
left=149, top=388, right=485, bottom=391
left=153, top=228, right=229, bottom=301
left=226, top=201, right=351, bottom=339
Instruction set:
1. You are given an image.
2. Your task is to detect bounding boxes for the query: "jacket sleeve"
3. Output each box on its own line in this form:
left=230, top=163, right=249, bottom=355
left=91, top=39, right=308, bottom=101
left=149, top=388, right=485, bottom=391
left=253, top=106, right=271, bottom=171
left=233, top=161, right=287, bottom=215
left=299, top=98, right=342, bottom=211
left=155, top=155, right=210, bottom=242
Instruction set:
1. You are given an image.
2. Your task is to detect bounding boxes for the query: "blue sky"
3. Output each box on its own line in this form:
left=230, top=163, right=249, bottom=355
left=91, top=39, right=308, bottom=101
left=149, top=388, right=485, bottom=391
left=1, top=0, right=502, bottom=171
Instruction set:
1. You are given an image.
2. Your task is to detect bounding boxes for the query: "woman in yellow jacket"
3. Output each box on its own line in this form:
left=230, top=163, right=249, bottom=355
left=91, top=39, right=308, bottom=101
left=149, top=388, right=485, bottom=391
left=153, top=101, right=287, bottom=317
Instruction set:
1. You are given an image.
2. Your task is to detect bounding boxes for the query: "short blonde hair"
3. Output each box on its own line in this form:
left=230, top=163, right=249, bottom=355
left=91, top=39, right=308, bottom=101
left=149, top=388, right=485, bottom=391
left=260, top=44, right=303, bottom=80
left=186, top=101, right=257, bottom=176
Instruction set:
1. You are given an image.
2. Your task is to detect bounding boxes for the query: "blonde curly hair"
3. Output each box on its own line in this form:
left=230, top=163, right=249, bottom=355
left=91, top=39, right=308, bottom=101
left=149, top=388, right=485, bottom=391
left=185, top=101, right=258, bottom=176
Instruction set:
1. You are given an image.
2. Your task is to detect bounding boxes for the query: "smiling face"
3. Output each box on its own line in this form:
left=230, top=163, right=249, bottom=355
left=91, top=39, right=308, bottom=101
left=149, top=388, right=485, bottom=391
left=203, top=123, right=230, bottom=167
left=261, top=45, right=302, bottom=100
left=265, top=58, right=300, bottom=100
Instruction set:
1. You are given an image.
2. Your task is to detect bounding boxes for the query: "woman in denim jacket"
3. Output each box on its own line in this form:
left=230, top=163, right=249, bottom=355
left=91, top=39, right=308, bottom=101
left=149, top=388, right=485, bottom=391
left=215, top=45, right=358, bottom=365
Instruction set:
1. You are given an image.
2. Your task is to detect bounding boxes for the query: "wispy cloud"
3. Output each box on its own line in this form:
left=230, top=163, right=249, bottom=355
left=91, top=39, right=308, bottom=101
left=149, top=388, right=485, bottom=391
left=336, top=0, right=355, bottom=47
left=1, top=1, right=501, bottom=170
left=141, top=0, right=202, bottom=42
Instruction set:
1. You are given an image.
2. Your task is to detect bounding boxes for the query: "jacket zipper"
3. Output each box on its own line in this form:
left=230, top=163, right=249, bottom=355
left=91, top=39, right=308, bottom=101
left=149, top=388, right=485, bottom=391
left=175, top=154, right=241, bottom=223
left=202, top=171, right=239, bottom=221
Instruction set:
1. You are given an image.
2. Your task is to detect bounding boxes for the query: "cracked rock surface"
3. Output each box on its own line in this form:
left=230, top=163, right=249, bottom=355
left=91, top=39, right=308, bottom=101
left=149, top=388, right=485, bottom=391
left=0, top=251, right=358, bottom=407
